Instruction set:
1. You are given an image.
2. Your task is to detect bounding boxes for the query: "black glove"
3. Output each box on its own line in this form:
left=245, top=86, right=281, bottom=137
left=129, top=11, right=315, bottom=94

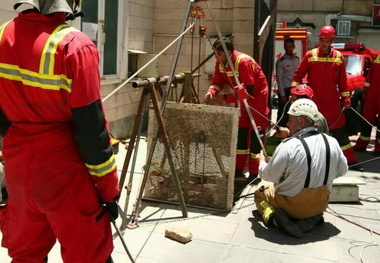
left=103, top=201, right=119, bottom=220
left=98, top=199, right=119, bottom=221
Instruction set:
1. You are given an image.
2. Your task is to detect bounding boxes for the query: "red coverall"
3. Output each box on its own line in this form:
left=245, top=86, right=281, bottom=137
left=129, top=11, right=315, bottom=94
left=0, top=12, right=119, bottom=262
left=207, top=50, right=269, bottom=175
left=354, top=54, right=380, bottom=153
left=292, top=47, right=357, bottom=164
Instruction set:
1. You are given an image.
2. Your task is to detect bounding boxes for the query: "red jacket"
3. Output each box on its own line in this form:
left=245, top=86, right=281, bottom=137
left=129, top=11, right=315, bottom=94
left=292, top=47, right=349, bottom=129
left=207, top=50, right=269, bottom=129
left=362, top=54, right=380, bottom=120
left=0, top=11, right=118, bottom=202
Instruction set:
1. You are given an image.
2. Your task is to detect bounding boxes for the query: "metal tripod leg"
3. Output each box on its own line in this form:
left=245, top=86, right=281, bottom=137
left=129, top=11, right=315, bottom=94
left=128, top=85, right=188, bottom=226
left=119, top=87, right=150, bottom=232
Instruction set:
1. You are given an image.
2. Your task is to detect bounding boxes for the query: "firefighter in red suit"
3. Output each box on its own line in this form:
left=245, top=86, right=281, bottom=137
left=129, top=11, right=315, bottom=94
left=354, top=54, right=380, bottom=155
left=292, top=25, right=361, bottom=170
left=205, top=40, right=269, bottom=181
left=0, top=1, right=119, bottom=262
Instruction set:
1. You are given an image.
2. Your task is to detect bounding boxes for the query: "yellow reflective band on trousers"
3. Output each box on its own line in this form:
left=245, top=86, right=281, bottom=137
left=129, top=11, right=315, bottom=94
left=40, top=24, right=79, bottom=75
left=236, top=149, right=249, bottom=155
left=341, top=143, right=353, bottom=151
left=359, top=135, right=370, bottom=141
left=308, top=48, right=343, bottom=64
left=0, top=23, right=76, bottom=93
left=85, top=155, right=116, bottom=177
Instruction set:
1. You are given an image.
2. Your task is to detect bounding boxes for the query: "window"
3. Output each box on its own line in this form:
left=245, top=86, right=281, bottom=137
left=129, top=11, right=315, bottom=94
left=81, top=0, right=123, bottom=79
left=336, top=20, right=352, bottom=37
left=344, top=55, right=362, bottom=76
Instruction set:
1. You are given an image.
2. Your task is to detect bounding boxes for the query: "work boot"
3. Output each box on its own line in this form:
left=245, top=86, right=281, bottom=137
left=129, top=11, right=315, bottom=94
left=235, top=169, right=246, bottom=178
left=296, top=214, right=324, bottom=232
left=272, top=208, right=304, bottom=239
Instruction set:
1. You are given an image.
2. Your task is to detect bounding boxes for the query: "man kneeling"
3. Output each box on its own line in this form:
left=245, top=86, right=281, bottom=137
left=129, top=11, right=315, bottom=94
left=254, top=99, right=348, bottom=238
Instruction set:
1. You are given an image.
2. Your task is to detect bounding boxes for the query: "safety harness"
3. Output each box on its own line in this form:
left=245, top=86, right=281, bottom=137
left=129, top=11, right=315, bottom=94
left=296, top=130, right=331, bottom=188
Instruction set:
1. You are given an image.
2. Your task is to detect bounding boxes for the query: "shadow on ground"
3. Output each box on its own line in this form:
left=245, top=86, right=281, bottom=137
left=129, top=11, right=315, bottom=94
left=248, top=210, right=341, bottom=245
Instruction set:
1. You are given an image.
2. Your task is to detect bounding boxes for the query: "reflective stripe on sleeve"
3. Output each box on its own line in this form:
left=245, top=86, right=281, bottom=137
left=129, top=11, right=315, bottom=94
left=85, top=155, right=116, bottom=177
left=341, top=91, right=350, bottom=97
left=209, top=85, right=221, bottom=92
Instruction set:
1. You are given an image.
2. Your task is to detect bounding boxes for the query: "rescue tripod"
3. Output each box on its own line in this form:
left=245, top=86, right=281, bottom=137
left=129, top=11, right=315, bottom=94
left=117, top=0, right=200, bottom=232
left=116, top=0, right=269, bottom=233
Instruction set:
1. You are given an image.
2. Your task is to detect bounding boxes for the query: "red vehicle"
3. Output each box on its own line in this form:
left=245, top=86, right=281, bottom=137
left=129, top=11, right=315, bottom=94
left=331, top=43, right=380, bottom=134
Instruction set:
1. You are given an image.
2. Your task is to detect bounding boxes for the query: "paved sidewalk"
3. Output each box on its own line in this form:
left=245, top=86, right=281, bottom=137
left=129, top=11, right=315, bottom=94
left=1, top=135, right=380, bottom=262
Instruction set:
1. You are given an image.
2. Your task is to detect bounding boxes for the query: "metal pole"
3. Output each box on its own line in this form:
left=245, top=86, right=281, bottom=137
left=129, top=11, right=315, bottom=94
left=128, top=0, right=194, bottom=226
left=111, top=216, right=136, bottom=263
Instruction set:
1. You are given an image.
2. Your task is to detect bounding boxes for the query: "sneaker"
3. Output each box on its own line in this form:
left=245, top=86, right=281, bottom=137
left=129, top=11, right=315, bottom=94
left=272, top=208, right=304, bottom=239
left=296, top=214, right=324, bottom=232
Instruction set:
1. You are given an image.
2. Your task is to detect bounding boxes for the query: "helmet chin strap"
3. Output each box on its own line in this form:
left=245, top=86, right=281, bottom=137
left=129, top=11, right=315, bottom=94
left=66, top=3, right=84, bottom=20
left=295, top=116, right=313, bottom=132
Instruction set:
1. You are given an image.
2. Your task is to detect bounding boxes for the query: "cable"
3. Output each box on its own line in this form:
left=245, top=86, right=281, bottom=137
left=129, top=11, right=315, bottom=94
left=328, top=108, right=344, bottom=130
left=327, top=206, right=379, bottom=262
left=351, top=107, right=380, bottom=134
left=327, top=206, right=380, bottom=236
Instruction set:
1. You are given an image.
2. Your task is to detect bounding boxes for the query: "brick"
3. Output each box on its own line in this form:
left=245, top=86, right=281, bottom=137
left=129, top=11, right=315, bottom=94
left=165, top=227, right=193, bottom=244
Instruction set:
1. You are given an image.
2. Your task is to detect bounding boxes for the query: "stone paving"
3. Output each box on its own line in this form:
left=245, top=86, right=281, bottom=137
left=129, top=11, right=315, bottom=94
left=1, top=135, right=379, bottom=262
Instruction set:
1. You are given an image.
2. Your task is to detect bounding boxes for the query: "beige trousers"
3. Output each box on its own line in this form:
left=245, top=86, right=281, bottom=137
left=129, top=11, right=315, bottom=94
left=254, top=182, right=330, bottom=219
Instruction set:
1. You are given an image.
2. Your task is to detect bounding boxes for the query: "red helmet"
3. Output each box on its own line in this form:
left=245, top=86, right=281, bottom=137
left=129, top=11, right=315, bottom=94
left=291, top=84, right=314, bottom=99
left=319, top=25, right=336, bottom=39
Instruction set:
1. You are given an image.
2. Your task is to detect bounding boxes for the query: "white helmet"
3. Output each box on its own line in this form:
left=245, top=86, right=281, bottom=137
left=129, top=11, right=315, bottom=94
left=14, top=0, right=81, bottom=20
left=287, top=98, right=319, bottom=122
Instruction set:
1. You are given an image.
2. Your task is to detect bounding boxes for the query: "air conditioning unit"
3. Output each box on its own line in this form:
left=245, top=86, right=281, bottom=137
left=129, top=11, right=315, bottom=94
left=336, top=20, right=352, bottom=37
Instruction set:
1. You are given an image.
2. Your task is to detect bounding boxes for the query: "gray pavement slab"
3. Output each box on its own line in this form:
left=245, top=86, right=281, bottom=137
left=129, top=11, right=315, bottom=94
left=1, top=132, right=380, bottom=263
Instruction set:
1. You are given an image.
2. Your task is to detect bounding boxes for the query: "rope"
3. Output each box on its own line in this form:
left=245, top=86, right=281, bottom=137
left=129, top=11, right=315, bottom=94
left=327, top=206, right=380, bottom=262
left=102, top=21, right=195, bottom=102
left=328, top=108, right=344, bottom=130
left=350, top=107, right=380, bottom=133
